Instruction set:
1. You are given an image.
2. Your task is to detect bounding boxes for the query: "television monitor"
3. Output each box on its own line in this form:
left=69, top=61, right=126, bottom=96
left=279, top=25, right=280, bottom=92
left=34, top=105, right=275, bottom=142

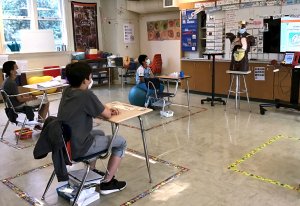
left=283, top=52, right=295, bottom=64
left=263, top=17, right=281, bottom=53
left=280, top=17, right=300, bottom=52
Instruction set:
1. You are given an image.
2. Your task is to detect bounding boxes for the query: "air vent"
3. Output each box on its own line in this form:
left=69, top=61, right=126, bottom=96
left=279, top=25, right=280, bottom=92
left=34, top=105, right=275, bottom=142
left=163, top=0, right=178, bottom=8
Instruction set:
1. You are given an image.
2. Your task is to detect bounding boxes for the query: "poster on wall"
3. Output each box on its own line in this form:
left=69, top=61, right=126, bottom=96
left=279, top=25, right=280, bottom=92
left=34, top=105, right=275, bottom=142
left=181, top=9, right=198, bottom=52
left=147, top=19, right=180, bottom=41
left=123, top=24, right=135, bottom=43
left=71, top=1, right=99, bottom=52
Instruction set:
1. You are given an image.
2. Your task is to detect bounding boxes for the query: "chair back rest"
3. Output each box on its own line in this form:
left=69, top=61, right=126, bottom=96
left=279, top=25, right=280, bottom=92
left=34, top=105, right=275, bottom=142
left=1, top=89, right=15, bottom=110
left=150, top=54, right=162, bottom=74
left=61, top=124, right=73, bottom=165
left=145, top=78, right=160, bottom=90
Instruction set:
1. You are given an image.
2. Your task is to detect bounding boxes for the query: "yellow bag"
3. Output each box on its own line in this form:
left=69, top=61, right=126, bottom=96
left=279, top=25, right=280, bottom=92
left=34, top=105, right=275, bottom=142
left=27, top=76, right=57, bottom=95
left=233, top=49, right=245, bottom=62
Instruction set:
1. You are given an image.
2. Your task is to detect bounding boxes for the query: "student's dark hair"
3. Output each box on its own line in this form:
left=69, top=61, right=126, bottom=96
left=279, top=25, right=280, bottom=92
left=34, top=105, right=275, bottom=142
left=138, top=54, right=147, bottom=65
left=2, top=61, right=16, bottom=77
left=65, top=62, right=92, bottom=87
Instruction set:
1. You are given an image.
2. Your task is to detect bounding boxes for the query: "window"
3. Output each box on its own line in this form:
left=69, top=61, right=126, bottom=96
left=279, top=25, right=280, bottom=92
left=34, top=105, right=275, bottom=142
left=1, top=0, right=65, bottom=52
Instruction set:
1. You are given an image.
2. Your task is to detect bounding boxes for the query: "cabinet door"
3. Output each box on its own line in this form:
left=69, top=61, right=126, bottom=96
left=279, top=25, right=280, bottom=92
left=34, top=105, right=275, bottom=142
left=273, top=66, right=291, bottom=102
left=247, top=63, right=274, bottom=100
left=194, top=61, right=211, bottom=93
left=181, top=61, right=196, bottom=90
left=215, top=62, right=230, bottom=95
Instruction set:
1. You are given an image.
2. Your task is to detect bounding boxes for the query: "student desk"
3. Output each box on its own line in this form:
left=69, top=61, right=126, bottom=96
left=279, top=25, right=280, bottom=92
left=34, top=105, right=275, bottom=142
left=156, top=75, right=191, bottom=110
left=23, top=80, right=68, bottom=112
left=106, top=101, right=153, bottom=182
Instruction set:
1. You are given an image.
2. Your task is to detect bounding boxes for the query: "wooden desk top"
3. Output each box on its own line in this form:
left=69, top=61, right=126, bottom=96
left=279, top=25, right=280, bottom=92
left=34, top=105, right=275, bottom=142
left=156, top=75, right=191, bottom=80
left=106, top=101, right=152, bottom=124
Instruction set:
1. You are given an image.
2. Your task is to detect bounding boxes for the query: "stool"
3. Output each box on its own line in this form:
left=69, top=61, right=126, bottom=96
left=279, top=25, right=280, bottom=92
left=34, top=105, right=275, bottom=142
left=225, top=70, right=251, bottom=112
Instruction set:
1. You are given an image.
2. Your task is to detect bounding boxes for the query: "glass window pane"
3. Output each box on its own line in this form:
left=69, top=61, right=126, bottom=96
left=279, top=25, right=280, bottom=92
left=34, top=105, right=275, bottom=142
left=37, top=0, right=60, bottom=18
left=38, top=20, right=62, bottom=43
left=2, top=0, right=29, bottom=17
left=3, top=19, right=30, bottom=42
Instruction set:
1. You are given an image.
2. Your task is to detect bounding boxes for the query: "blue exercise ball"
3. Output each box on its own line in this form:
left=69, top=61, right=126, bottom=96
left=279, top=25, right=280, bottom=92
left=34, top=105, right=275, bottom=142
left=128, top=86, right=147, bottom=107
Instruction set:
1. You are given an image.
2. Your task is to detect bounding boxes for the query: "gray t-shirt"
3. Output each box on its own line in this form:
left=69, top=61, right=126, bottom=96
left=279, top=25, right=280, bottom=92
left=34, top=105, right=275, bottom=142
left=57, top=86, right=105, bottom=159
left=1, top=78, right=22, bottom=107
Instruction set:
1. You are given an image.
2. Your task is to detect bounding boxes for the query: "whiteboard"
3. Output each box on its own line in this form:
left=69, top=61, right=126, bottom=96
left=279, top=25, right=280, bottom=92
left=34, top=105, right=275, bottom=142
left=19, top=30, right=56, bottom=53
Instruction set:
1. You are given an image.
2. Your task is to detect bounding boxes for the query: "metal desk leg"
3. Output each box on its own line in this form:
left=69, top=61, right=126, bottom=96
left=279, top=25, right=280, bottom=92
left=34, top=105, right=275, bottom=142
left=138, top=116, right=152, bottom=183
left=121, top=67, right=124, bottom=89
left=167, top=80, right=170, bottom=102
left=186, top=79, right=190, bottom=111
left=109, top=67, right=111, bottom=88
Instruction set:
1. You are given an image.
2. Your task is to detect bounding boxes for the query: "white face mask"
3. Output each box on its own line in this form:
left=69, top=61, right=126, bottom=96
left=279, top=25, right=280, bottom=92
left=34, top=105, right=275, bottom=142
left=146, top=59, right=151, bottom=66
left=16, top=69, right=21, bottom=75
left=88, top=79, right=93, bottom=89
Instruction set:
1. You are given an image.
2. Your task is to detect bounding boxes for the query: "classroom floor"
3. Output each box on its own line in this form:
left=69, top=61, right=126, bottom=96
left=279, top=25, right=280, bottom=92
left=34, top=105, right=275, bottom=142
left=1, top=85, right=300, bottom=206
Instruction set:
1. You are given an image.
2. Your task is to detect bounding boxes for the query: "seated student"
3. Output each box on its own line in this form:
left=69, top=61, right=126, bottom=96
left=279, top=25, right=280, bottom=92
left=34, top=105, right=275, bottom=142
left=135, top=54, right=164, bottom=93
left=57, top=62, right=127, bottom=195
left=1, top=61, right=49, bottom=129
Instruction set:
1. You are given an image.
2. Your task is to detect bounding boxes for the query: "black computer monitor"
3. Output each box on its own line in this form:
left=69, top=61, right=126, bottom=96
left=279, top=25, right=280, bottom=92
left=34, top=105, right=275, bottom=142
left=284, top=52, right=295, bottom=65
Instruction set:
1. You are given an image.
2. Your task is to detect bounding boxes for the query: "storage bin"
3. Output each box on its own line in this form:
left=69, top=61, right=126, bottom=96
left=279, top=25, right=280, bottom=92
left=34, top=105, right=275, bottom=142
left=14, top=128, right=33, bottom=140
left=71, top=52, right=85, bottom=60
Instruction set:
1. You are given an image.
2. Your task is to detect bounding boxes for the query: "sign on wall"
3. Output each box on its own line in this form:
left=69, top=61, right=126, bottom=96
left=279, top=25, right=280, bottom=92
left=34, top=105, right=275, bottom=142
left=147, top=19, right=180, bottom=41
left=254, top=67, right=265, bottom=81
left=123, top=24, right=135, bottom=43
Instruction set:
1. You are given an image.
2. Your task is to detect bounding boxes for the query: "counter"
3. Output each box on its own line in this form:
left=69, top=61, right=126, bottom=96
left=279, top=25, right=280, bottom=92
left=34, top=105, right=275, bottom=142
left=181, top=59, right=292, bottom=102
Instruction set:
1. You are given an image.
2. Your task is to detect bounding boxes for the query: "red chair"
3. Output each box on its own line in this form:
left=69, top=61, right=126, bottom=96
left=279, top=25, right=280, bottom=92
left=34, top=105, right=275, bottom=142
left=150, top=54, right=162, bottom=75
left=43, top=66, right=61, bottom=77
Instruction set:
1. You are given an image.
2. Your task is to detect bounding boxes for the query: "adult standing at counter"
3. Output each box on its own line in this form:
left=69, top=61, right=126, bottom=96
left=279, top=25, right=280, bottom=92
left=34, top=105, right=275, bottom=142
left=226, top=20, right=256, bottom=71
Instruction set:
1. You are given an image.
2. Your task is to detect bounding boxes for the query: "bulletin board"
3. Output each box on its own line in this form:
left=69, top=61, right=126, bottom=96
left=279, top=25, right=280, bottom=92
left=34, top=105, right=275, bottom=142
left=181, top=9, right=198, bottom=52
left=147, top=19, right=180, bottom=41
left=71, top=1, right=99, bottom=52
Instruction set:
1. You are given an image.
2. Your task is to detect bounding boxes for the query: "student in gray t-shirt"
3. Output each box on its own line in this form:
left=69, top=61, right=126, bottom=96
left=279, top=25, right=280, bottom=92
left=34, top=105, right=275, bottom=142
left=1, top=61, right=50, bottom=128
left=57, top=62, right=127, bottom=195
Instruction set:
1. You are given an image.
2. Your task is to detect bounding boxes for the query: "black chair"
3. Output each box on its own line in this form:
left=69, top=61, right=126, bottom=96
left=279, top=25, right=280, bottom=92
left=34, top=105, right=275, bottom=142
left=41, top=124, right=118, bottom=206
left=0, top=89, right=42, bottom=144
left=144, top=78, right=174, bottom=112
left=119, top=58, right=137, bottom=87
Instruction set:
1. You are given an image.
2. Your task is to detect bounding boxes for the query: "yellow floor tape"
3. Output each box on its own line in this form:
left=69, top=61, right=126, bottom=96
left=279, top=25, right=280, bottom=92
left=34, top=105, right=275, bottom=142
left=228, top=135, right=300, bottom=192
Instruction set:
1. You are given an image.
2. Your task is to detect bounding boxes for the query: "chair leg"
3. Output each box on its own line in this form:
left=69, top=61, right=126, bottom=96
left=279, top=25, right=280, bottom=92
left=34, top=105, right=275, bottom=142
left=235, top=75, right=240, bottom=112
left=41, top=170, right=56, bottom=200
left=72, top=164, right=91, bottom=206
left=243, top=75, right=251, bottom=112
left=1, top=120, right=9, bottom=140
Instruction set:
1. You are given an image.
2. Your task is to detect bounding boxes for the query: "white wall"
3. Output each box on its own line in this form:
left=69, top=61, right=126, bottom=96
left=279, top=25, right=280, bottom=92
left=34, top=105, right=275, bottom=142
left=139, top=11, right=181, bottom=74
left=101, top=0, right=140, bottom=57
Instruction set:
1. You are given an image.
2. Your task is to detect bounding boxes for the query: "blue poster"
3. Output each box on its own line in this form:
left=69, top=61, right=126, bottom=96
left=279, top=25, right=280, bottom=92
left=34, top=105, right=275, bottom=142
left=181, top=9, right=198, bottom=52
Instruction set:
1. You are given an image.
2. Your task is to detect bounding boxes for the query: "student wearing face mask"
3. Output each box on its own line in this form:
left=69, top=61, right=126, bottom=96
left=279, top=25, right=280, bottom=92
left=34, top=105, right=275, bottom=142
left=57, top=62, right=127, bottom=195
left=1, top=61, right=50, bottom=129
left=135, top=54, right=164, bottom=93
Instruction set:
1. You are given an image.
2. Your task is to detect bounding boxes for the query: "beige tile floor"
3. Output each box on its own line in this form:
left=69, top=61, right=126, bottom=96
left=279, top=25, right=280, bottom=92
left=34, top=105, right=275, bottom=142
left=1, top=85, right=300, bottom=206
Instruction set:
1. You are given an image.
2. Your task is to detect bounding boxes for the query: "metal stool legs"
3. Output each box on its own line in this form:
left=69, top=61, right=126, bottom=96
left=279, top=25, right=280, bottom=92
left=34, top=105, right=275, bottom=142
left=225, top=74, right=251, bottom=112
